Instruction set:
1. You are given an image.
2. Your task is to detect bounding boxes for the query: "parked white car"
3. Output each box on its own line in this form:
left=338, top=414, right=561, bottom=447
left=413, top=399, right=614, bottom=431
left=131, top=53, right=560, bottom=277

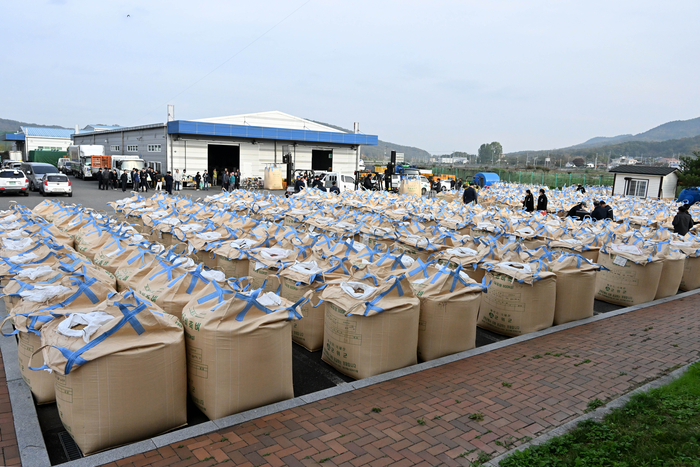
left=0, top=169, right=29, bottom=196
left=40, top=173, right=72, bottom=197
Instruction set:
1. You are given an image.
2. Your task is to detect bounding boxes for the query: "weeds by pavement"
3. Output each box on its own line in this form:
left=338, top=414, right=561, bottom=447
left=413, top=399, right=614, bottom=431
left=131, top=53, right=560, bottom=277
left=499, top=362, right=700, bottom=467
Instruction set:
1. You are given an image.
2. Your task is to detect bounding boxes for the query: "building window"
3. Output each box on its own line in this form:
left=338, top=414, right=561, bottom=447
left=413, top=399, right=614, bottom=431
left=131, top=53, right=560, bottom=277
left=148, top=144, right=162, bottom=152
left=110, top=145, right=120, bottom=152
left=127, top=145, right=138, bottom=152
left=625, top=179, right=648, bottom=198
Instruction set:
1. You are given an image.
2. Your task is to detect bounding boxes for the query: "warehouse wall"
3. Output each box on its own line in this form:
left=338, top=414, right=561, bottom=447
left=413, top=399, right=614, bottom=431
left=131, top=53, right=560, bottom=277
left=25, top=136, right=72, bottom=159
left=171, top=139, right=207, bottom=174
left=171, top=139, right=358, bottom=180
left=73, top=126, right=168, bottom=170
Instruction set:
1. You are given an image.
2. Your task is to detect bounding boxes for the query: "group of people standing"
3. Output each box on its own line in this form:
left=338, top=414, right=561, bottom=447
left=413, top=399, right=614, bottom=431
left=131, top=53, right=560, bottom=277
left=97, top=166, right=244, bottom=193
left=97, top=167, right=162, bottom=192
left=173, top=169, right=211, bottom=192
left=220, top=169, right=240, bottom=191
left=521, top=189, right=549, bottom=212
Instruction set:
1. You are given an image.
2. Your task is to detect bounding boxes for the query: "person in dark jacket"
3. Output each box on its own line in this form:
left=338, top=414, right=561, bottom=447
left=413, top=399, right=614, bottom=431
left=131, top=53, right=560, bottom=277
left=672, top=204, right=694, bottom=235
left=363, top=174, right=374, bottom=190
left=330, top=181, right=340, bottom=194
left=164, top=171, right=174, bottom=195
left=462, top=183, right=477, bottom=205
left=577, top=184, right=586, bottom=194
left=100, top=169, right=107, bottom=190
left=567, top=202, right=589, bottom=220
left=195, top=172, right=201, bottom=191
left=591, top=201, right=614, bottom=221
left=132, top=169, right=139, bottom=189
left=140, top=169, right=149, bottom=192
left=295, top=177, right=306, bottom=193
left=536, top=189, right=548, bottom=211
left=120, top=170, right=128, bottom=192
left=97, top=169, right=103, bottom=190
left=222, top=170, right=230, bottom=191
left=234, top=169, right=241, bottom=190
left=455, top=178, right=463, bottom=191
left=523, top=189, right=534, bottom=212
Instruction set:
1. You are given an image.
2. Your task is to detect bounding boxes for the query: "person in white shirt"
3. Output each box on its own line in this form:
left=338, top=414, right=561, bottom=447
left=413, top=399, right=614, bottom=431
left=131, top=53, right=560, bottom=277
left=174, top=169, right=182, bottom=191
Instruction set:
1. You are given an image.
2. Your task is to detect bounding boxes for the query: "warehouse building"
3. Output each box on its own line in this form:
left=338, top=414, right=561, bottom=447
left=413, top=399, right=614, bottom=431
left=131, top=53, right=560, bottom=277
left=71, top=111, right=378, bottom=181
left=4, top=127, right=75, bottom=160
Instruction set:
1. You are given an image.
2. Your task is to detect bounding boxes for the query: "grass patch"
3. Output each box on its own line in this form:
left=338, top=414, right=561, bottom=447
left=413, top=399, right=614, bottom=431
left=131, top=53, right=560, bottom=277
left=499, top=362, right=700, bottom=467
left=469, top=450, right=492, bottom=466
left=469, top=412, right=485, bottom=421
left=371, top=407, right=382, bottom=413
left=502, top=382, right=513, bottom=388
left=585, top=398, right=605, bottom=412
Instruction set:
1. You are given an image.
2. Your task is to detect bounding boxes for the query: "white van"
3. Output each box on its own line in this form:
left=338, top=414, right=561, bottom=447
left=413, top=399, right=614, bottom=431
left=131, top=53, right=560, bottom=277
left=320, top=172, right=356, bottom=192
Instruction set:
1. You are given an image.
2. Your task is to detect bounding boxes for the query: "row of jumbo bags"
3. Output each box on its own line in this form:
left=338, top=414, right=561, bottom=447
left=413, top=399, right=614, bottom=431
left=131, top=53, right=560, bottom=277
left=97, top=190, right=693, bottom=266
left=99, top=183, right=697, bottom=247
left=36, top=194, right=700, bottom=314
left=6, top=198, right=697, bottom=455
left=40, top=192, right=700, bottom=317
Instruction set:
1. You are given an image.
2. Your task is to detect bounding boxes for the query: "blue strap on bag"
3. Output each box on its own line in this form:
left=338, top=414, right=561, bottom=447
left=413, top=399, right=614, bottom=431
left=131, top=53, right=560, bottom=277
left=166, top=263, right=210, bottom=294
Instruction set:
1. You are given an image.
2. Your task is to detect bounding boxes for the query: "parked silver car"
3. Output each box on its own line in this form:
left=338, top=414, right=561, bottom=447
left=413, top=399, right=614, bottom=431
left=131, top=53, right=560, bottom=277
left=20, top=162, right=59, bottom=192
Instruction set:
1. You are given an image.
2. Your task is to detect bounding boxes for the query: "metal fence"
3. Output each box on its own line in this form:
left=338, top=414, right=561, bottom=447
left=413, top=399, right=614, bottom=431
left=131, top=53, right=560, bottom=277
left=430, top=167, right=615, bottom=189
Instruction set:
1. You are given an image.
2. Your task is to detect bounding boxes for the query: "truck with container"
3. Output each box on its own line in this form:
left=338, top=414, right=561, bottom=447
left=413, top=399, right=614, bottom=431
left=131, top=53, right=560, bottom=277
left=1, top=151, right=22, bottom=163
left=68, top=145, right=106, bottom=180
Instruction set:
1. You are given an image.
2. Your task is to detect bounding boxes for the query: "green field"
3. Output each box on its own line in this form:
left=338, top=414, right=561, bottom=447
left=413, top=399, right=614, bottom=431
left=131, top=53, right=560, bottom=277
left=430, top=167, right=614, bottom=188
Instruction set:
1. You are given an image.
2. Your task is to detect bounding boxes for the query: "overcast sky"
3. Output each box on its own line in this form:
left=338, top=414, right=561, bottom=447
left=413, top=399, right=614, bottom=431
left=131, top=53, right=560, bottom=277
left=5, top=0, right=700, bottom=154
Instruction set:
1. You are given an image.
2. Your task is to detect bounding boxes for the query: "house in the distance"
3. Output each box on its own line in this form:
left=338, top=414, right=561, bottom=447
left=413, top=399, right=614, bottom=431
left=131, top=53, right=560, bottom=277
left=609, top=165, right=679, bottom=199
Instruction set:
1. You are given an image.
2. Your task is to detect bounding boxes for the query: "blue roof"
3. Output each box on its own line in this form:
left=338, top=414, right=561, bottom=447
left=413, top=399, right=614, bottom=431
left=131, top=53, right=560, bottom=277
left=4, top=133, right=25, bottom=141
left=167, top=120, right=378, bottom=146
left=21, top=127, right=74, bottom=138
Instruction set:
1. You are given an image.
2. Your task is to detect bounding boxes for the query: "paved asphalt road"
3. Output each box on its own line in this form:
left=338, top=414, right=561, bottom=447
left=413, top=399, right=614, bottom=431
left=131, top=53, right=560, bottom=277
left=0, top=175, right=229, bottom=212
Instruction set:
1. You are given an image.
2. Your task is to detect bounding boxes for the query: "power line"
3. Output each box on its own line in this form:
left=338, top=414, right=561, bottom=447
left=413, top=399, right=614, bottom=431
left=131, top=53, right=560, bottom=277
left=141, top=0, right=313, bottom=121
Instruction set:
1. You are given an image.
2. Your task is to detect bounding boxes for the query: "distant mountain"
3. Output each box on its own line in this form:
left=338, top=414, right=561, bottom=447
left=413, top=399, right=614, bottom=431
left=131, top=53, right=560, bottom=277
left=569, top=116, right=700, bottom=149
left=0, top=117, right=68, bottom=135
left=311, top=120, right=431, bottom=162
left=507, top=134, right=700, bottom=163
